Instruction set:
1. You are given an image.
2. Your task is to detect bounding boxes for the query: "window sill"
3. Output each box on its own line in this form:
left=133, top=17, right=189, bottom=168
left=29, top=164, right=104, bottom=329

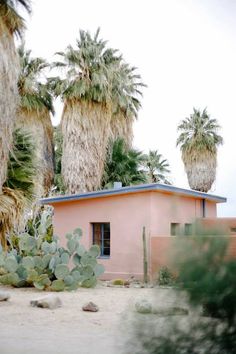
left=98, top=256, right=110, bottom=259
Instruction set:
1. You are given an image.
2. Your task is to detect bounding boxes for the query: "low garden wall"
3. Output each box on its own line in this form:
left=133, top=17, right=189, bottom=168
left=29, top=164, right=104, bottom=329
left=150, top=235, right=236, bottom=280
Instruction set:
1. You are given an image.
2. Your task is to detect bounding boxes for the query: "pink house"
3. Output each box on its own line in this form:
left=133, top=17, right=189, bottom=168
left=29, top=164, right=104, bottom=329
left=42, top=183, right=226, bottom=280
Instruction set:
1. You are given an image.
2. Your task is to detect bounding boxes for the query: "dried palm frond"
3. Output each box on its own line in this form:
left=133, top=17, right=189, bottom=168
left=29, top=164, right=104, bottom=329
left=17, top=109, right=54, bottom=197
left=62, top=100, right=111, bottom=193
left=0, top=187, right=25, bottom=249
left=110, top=112, right=134, bottom=149
left=0, top=128, right=36, bottom=248
left=16, top=43, right=54, bottom=197
left=0, top=20, right=19, bottom=191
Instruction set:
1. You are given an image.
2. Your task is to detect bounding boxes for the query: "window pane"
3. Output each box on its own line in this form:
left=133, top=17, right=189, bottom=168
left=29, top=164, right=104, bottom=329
left=104, top=240, right=110, bottom=247
left=171, top=223, right=180, bottom=236
left=185, top=223, right=192, bottom=236
left=103, top=247, right=110, bottom=256
left=92, top=223, right=110, bottom=257
left=93, top=223, right=101, bottom=245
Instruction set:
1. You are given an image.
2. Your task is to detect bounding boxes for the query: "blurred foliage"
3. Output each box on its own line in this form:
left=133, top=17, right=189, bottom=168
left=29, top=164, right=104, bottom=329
left=128, top=229, right=236, bottom=354
left=157, top=266, right=175, bottom=286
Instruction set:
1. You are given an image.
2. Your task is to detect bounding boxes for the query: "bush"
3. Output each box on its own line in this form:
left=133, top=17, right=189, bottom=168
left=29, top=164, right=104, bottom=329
left=0, top=227, right=105, bottom=291
left=157, top=266, right=175, bottom=286
left=127, top=232, right=236, bottom=353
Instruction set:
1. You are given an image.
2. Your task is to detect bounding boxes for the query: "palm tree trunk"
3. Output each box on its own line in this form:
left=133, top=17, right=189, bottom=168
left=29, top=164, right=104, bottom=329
left=61, top=100, right=111, bottom=193
left=16, top=108, right=54, bottom=197
left=110, top=112, right=134, bottom=148
left=183, top=151, right=216, bottom=192
left=0, top=22, right=19, bottom=192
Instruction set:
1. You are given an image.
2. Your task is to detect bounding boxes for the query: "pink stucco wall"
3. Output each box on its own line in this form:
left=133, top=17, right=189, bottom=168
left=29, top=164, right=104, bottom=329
left=50, top=190, right=218, bottom=280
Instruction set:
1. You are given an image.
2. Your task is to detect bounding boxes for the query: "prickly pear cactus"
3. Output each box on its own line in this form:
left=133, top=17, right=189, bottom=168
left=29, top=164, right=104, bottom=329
left=0, top=227, right=104, bottom=291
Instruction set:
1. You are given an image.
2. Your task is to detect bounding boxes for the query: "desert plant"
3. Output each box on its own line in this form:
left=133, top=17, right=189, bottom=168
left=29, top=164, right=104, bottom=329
left=17, top=43, right=54, bottom=197
left=157, top=266, right=175, bottom=286
left=51, top=28, right=144, bottom=193
left=177, top=108, right=223, bottom=192
left=142, top=150, right=171, bottom=184
left=127, top=231, right=236, bottom=354
left=102, top=138, right=147, bottom=188
left=0, top=128, right=36, bottom=248
left=0, top=227, right=105, bottom=291
left=0, top=0, right=31, bottom=191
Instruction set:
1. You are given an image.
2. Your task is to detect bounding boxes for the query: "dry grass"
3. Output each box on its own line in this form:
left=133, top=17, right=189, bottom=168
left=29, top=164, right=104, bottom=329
left=0, top=21, right=19, bottom=191
left=61, top=100, right=112, bottom=193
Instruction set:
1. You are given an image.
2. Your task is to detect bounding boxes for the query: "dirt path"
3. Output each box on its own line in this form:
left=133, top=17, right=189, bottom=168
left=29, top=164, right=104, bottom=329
left=0, top=284, right=187, bottom=354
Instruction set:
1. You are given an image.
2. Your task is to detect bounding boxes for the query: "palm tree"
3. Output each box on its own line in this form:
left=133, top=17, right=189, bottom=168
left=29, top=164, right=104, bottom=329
left=0, top=128, right=36, bottom=248
left=0, top=0, right=31, bottom=192
left=52, top=28, right=121, bottom=193
left=17, top=43, right=54, bottom=197
left=143, top=150, right=171, bottom=184
left=52, top=28, right=144, bottom=194
left=102, top=138, right=147, bottom=188
left=177, top=108, right=223, bottom=192
left=110, top=62, right=145, bottom=148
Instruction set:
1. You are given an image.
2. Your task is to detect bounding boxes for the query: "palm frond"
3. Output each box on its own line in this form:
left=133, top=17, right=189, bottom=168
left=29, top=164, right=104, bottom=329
left=142, top=150, right=171, bottom=184
left=0, top=187, right=25, bottom=249
left=0, top=0, right=31, bottom=36
left=4, top=128, right=36, bottom=200
left=102, top=138, right=147, bottom=188
left=18, top=43, right=54, bottom=114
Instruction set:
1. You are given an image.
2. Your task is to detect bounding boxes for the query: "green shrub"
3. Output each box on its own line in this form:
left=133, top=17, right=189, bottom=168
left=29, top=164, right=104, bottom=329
left=127, top=232, right=236, bottom=354
left=157, top=266, right=175, bottom=286
left=0, top=227, right=105, bottom=291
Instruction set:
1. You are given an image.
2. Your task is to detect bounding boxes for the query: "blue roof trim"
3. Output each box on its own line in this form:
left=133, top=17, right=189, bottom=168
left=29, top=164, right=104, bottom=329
left=41, top=183, right=227, bottom=205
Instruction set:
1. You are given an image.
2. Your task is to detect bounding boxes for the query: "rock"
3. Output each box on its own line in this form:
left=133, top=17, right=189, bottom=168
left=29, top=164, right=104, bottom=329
left=30, top=295, right=62, bottom=309
left=135, top=299, right=152, bottom=314
left=152, top=306, right=189, bottom=316
left=0, top=291, right=10, bottom=301
left=82, top=301, right=99, bottom=312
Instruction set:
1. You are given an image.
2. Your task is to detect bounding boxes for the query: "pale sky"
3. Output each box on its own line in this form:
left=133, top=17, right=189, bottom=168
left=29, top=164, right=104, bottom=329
left=24, top=0, right=236, bottom=216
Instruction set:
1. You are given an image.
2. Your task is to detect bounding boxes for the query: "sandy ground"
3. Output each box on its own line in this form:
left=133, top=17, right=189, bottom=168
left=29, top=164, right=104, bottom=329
left=0, top=284, right=188, bottom=354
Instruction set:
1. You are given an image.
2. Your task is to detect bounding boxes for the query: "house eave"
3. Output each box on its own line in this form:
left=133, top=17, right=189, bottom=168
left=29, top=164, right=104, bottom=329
left=41, top=183, right=227, bottom=205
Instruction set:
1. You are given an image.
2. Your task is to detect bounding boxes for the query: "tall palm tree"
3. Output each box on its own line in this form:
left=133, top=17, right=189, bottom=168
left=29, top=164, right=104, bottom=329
left=0, top=0, right=31, bottom=192
left=17, top=43, right=54, bottom=197
left=110, top=62, right=145, bottom=148
left=143, top=150, right=171, bottom=184
left=177, top=108, right=223, bottom=192
left=52, top=28, right=121, bottom=193
left=0, top=128, right=36, bottom=248
left=102, top=138, right=147, bottom=188
left=52, top=28, right=144, bottom=194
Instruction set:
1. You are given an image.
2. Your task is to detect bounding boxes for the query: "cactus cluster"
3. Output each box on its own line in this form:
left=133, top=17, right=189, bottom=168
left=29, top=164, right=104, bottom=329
left=0, top=228, right=105, bottom=291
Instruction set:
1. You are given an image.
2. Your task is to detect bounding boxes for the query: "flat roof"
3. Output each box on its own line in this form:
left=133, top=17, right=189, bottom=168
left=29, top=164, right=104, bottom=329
left=41, top=183, right=227, bottom=205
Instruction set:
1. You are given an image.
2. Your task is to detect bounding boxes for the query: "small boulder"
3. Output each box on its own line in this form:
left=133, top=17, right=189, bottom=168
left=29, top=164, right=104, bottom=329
left=135, top=299, right=152, bottom=314
left=0, top=291, right=10, bottom=302
left=30, top=295, right=62, bottom=309
left=82, top=301, right=99, bottom=312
